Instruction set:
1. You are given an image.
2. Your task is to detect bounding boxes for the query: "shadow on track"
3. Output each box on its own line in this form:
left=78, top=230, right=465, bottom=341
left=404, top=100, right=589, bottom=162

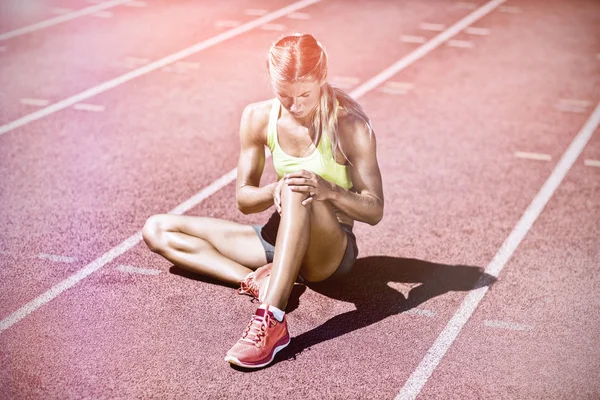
left=273, top=255, right=496, bottom=364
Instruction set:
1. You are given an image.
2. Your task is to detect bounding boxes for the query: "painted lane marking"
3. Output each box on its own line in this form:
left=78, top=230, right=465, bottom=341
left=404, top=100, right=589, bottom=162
left=116, top=264, right=161, bottom=275
left=244, top=9, right=269, bottom=16
left=555, top=99, right=591, bottom=114
left=400, top=35, right=427, bottom=44
left=124, top=0, right=146, bottom=7
left=92, top=10, right=113, bottom=18
left=37, top=253, right=77, bottom=263
left=499, top=5, right=522, bottom=13
left=215, top=20, right=241, bottom=28
left=397, top=100, right=600, bottom=399
left=484, top=319, right=533, bottom=331
left=0, top=0, right=322, bottom=137
left=419, top=23, right=446, bottom=32
left=20, top=99, right=50, bottom=107
left=377, top=81, right=414, bottom=95
left=447, top=39, right=474, bottom=48
left=583, top=159, right=600, bottom=168
left=261, top=23, right=286, bottom=31
left=0, top=0, right=132, bottom=41
left=287, top=12, right=311, bottom=19
left=464, top=26, right=491, bottom=35
left=407, top=309, right=437, bottom=318
left=330, top=76, right=361, bottom=89
left=73, top=103, right=105, bottom=112
left=514, top=151, right=552, bottom=161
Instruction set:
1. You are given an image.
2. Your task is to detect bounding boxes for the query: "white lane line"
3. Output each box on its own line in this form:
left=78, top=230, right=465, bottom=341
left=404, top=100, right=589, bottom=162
left=0, top=0, right=322, bottom=137
left=115, top=264, right=161, bottom=275
left=37, top=253, right=77, bottom=263
left=287, top=12, right=311, bottom=20
left=0, top=0, right=508, bottom=335
left=400, top=35, right=427, bottom=44
left=73, top=103, right=105, bottom=112
left=352, top=0, right=507, bottom=99
left=20, top=99, right=50, bottom=107
left=464, top=26, right=491, bottom=35
left=92, top=10, right=113, bottom=18
left=583, top=159, right=600, bottom=168
left=0, top=0, right=132, bottom=41
left=396, top=101, right=600, bottom=400
left=555, top=99, right=591, bottom=114
left=419, top=23, right=446, bottom=32
left=244, top=9, right=269, bottom=16
left=407, top=308, right=437, bottom=318
left=499, top=5, right=522, bottom=13
left=484, top=319, right=533, bottom=331
left=261, top=24, right=287, bottom=31
left=215, top=20, right=242, bottom=28
left=447, top=39, right=474, bottom=48
left=514, top=151, right=552, bottom=161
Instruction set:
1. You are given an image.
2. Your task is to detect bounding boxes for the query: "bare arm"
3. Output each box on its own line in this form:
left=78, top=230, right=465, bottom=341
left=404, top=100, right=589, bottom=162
left=236, top=103, right=277, bottom=215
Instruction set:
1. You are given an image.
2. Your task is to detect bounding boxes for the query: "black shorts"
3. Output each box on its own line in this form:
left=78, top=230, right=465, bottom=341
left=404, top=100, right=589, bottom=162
left=251, top=212, right=359, bottom=282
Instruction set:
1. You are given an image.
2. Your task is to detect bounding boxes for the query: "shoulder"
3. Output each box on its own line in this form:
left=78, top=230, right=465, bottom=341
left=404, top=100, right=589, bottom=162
left=337, top=109, right=376, bottom=157
left=240, top=99, right=275, bottom=141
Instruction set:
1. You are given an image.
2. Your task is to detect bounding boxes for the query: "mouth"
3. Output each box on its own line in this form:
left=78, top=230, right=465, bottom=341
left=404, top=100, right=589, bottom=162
left=290, top=110, right=303, bottom=117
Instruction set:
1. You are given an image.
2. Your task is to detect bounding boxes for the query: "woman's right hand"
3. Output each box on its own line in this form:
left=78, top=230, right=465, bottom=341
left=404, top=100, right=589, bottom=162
left=273, top=178, right=285, bottom=214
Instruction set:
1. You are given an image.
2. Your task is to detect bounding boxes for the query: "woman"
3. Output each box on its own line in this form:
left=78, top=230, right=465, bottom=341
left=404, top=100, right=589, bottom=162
left=142, top=33, right=384, bottom=369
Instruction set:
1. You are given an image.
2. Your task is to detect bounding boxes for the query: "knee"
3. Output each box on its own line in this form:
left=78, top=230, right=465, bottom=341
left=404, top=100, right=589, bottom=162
left=280, top=180, right=311, bottom=204
left=142, top=214, right=168, bottom=253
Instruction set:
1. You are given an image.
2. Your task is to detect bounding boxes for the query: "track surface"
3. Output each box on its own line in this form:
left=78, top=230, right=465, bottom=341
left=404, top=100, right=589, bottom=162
left=1, top=0, right=599, bottom=399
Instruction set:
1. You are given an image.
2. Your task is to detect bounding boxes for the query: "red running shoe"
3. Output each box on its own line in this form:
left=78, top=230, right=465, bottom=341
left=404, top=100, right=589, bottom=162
left=238, top=263, right=272, bottom=302
left=224, top=306, right=290, bottom=369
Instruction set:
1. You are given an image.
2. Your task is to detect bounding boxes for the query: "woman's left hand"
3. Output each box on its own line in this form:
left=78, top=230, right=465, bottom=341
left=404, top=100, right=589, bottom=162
left=284, top=170, right=335, bottom=206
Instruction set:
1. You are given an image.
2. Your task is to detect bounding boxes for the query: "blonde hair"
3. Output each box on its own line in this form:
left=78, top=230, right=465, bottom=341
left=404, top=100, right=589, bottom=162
left=267, top=33, right=372, bottom=163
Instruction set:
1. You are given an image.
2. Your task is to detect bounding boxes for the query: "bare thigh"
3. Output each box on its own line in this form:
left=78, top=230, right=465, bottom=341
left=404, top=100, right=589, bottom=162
left=144, top=214, right=268, bottom=269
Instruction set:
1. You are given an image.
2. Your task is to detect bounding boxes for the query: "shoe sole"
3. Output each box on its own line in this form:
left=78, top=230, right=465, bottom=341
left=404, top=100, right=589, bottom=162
left=224, top=336, right=290, bottom=369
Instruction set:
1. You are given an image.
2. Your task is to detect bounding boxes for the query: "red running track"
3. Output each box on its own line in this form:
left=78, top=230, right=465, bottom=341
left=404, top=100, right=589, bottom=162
left=1, top=0, right=599, bottom=398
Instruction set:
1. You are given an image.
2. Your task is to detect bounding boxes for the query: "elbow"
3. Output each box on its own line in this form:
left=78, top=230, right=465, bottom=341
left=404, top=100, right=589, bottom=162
left=368, top=204, right=384, bottom=226
left=236, top=200, right=252, bottom=215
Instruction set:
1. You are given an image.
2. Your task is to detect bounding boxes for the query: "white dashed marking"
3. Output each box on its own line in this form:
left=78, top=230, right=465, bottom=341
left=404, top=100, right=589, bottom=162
left=455, top=2, right=478, bottom=9
left=244, top=9, right=269, bottom=16
left=378, top=81, right=414, bottom=95
left=447, top=39, right=474, bottom=48
left=123, top=56, right=150, bottom=68
left=124, top=0, right=146, bottom=7
left=116, top=264, right=161, bottom=275
left=406, top=308, right=437, bottom=318
left=484, top=319, right=533, bottom=331
left=330, top=76, right=361, bottom=89
left=287, top=12, right=311, bottom=19
left=499, top=5, right=522, bottom=13
left=261, top=23, right=286, bottom=31
left=555, top=99, right=591, bottom=114
left=464, top=26, right=491, bottom=35
left=419, top=23, right=446, bottom=32
left=73, top=103, right=105, bottom=112
left=162, top=61, right=200, bottom=73
left=583, top=159, right=600, bottom=168
left=37, top=254, right=77, bottom=263
left=92, top=10, right=113, bottom=18
left=50, top=8, right=73, bottom=15
left=400, top=35, right=427, bottom=44
left=514, top=151, right=552, bottom=161
left=20, top=99, right=50, bottom=107
left=215, top=20, right=241, bottom=28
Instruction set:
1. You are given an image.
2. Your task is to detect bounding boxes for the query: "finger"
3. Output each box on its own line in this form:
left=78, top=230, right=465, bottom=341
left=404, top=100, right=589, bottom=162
left=289, top=185, right=311, bottom=192
left=302, top=197, right=313, bottom=206
left=285, top=178, right=312, bottom=186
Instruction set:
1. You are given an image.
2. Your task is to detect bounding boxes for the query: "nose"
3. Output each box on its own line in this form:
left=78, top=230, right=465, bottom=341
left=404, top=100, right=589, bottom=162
left=290, top=98, right=300, bottom=112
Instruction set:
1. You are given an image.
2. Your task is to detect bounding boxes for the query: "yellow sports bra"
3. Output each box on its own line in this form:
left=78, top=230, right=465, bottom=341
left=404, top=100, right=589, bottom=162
left=266, top=99, right=353, bottom=190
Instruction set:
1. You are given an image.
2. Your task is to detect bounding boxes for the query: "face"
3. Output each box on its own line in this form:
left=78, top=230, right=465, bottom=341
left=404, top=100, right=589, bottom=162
left=273, top=79, right=322, bottom=119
